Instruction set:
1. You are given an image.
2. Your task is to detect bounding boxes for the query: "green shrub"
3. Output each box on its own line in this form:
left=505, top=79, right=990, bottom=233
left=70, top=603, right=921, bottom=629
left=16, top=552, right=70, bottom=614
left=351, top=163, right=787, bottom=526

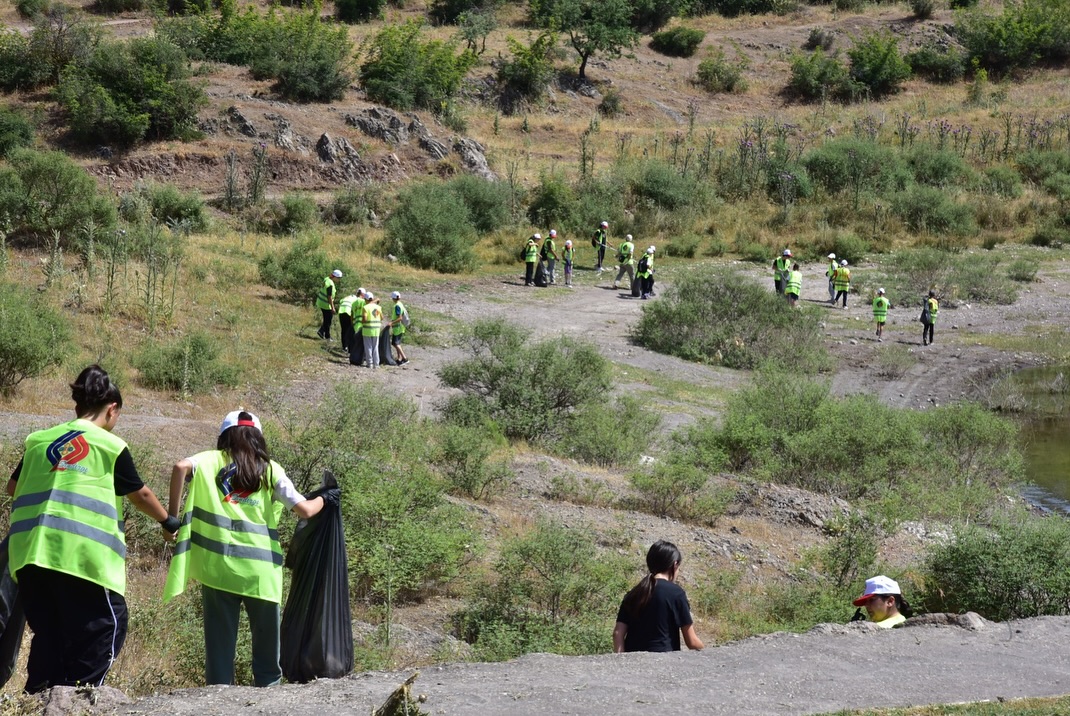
left=983, top=165, right=1023, bottom=198
left=93, top=0, right=148, bottom=11
left=336, top=0, right=386, bottom=22
left=1006, top=258, right=1038, bottom=283
left=0, top=107, right=34, bottom=159
left=26, top=6, right=102, bottom=87
left=846, top=30, right=911, bottom=99
left=257, top=236, right=336, bottom=304
left=890, top=185, right=976, bottom=235
left=905, top=42, right=967, bottom=83
left=632, top=267, right=831, bottom=373
left=1030, top=224, right=1070, bottom=248
left=384, top=181, right=478, bottom=273
left=446, top=175, right=512, bottom=235
left=787, top=48, right=852, bottom=101
left=434, top=423, right=513, bottom=499
left=134, top=331, right=240, bottom=394
left=827, top=231, right=869, bottom=264
left=908, top=147, right=972, bottom=187
left=0, top=30, right=38, bottom=93
left=249, top=12, right=353, bottom=102
left=1017, top=150, right=1070, bottom=184
left=955, top=0, right=1070, bottom=74
left=0, top=282, right=68, bottom=395
left=802, top=137, right=912, bottom=196
left=922, top=516, right=1070, bottom=620
left=909, top=0, right=935, bottom=20
left=439, top=318, right=612, bottom=443
left=0, top=149, right=117, bottom=245
left=498, top=32, right=557, bottom=109
left=693, top=0, right=793, bottom=17
left=526, top=173, right=577, bottom=230
left=556, top=396, right=660, bottom=467
left=121, top=183, right=208, bottom=231
left=695, top=47, right=748, bottom=93
left=323, top=186, right=383, bottom=225
left=803, top=27, right=835, bottom=52
left=650, top=26, right=704, bottom=58
left=883, top=248, right=1018, bottom=307
left=597, top=88, right=623, bottom=117
left=663, top=234, right=700, bottom=258
left=261, top=194, right=318, bottom=235
left=359, top=20, right=476, bottom=111
left=624, top=158, right=705, bottom=212
left=16, top=0, right=51, bottom=18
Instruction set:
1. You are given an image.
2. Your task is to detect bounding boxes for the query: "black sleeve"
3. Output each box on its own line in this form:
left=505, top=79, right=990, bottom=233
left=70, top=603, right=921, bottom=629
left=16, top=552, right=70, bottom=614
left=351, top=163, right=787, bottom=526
left=9, top=458, right=23, bottom=483
left=113, top=448, right=145, bottom=496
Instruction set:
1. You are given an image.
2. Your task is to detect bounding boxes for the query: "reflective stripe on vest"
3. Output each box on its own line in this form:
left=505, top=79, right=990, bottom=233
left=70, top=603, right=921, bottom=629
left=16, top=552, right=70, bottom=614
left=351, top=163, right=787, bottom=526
left=774, top=257, right=790, bottom=278
left=164, top=451, right=284, bottom=603
left=362, top=303, right=383, bottom=337
left=786, top=271, right=802, bottom=294
left=338, top=295, right=357, bottom=316
left=9, top=420, right=128, bottom=594
left=873, top=296, right=889, bottom=321
left=315, top=277, right=335, bottom=310
left=834, top=268, right=851, bottom=290
left=525, top=241, right=538, bottom=262
left=392, top=300, right=407, bottom=336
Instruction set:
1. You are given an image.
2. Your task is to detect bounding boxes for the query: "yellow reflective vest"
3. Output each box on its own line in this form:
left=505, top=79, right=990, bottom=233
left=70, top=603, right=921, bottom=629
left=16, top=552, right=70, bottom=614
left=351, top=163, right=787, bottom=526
left=315, top=277, right=336, bottom=311
left=362, top=302, right=383, bottom=337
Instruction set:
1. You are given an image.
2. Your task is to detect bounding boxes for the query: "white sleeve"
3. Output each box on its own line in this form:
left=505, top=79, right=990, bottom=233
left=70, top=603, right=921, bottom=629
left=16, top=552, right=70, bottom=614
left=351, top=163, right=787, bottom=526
left=271, top=465, right=305, bottom=511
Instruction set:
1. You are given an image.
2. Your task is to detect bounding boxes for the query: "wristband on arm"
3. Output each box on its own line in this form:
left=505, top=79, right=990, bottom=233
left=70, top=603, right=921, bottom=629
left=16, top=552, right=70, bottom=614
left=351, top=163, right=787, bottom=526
left=160, top=515, right=181, bottom=533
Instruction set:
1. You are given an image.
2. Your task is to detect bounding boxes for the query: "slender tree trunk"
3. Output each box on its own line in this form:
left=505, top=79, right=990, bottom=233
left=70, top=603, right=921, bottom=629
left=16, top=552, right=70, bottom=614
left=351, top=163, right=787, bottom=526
left=578, top=51, right=590, bottom=79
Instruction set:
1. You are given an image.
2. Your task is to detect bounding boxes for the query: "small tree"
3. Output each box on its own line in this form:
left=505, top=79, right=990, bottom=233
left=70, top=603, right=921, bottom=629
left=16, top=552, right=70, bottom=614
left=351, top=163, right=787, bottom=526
left=383, top=181, right=478, bottom=273
left=529, top=0, right=638, bottom=79
left=0, top=282, right=68, bottom=395
left=847, top=30, right=911, bottom=99
left=458, top=8, right=498, bottom=55
left=359, top=21, right=476, bottom=111
left=498, top=32, right=558, bottom=110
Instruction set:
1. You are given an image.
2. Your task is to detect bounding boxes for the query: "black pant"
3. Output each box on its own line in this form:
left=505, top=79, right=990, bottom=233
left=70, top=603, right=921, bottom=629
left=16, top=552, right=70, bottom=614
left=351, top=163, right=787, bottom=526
left=774, top=277, right=784, bottom=294
left=339, top=313, right=353, bottom=351
left=525, top=261, right=536, bottom=285
left=319, top=309, right=333, bottom=339
left=923, top=322, right=934, bottom=344
left=641, top=275, right=654, bottom=295
left=835, top=290, right=848, bottom=307
left=597, top=244, right=606, bottom=269
left=19, top=565, right=128, bottom=693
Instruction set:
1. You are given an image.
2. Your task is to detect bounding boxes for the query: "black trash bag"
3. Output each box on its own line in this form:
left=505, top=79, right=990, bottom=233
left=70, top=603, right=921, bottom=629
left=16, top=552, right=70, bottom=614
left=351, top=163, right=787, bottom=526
left=630, top=275, right=641, bottom=298
left=378, top=331, right=397, bottom=366
left=349, top=326, right=364, bottom=365
left=534, top=259, right=548, bottom=287
left=0, top=537, right=26, bottom=689
left=280, top=474, right=352, bottom=683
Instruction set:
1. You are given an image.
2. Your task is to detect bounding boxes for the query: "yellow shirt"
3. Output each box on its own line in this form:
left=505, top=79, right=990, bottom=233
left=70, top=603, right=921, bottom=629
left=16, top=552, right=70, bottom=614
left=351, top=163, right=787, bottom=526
left=874, top=612, right=906, bottom=629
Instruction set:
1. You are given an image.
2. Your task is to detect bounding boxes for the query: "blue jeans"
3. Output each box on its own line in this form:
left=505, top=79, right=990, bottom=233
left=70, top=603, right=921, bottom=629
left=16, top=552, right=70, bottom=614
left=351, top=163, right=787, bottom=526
left=202, top=584, right=281, bottom=687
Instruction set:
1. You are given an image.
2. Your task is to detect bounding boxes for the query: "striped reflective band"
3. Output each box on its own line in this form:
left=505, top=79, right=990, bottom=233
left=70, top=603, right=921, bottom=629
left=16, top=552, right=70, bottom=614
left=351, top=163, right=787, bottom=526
left=172, top=531, right=283, bottom=566
left=183, top=506, right=279, bottom=540
left=13, top=488, right=119, bottom=521
left=9, top=513, right=126, bottom=558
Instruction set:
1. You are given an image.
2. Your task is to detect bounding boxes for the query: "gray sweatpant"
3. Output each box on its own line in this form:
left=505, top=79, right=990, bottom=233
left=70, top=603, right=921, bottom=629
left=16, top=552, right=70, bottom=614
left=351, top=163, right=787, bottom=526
left=614, top=263, right=634, bottom=286
left=363, top=334, right=380, bottom=368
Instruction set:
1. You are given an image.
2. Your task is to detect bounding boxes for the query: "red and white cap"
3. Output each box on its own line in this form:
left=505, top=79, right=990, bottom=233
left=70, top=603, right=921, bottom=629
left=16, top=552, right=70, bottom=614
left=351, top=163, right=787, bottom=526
left=853, top=576, right=901, bottom=606
left=331, top=269, right=343, bottom=278
left=549, top=229, right=557, bottom=237
left=220, top=410, right=261, bottom=435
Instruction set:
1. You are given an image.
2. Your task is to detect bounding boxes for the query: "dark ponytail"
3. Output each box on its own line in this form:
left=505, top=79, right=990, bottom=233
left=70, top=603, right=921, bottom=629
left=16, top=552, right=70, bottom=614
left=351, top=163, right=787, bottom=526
left=70, top=365, right=122, bottom=417
left=620, top=540, right=683, bottom=619
left=895, top=595, right=914, bottom=619
left=216, top=411, right=271, bottom=493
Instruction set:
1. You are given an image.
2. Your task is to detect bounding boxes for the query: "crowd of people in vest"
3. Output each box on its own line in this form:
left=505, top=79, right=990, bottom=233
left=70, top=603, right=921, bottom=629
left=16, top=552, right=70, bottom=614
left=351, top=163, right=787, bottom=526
left=774, top=248, right=940, bottom=346
left=314, top=270, right=410, bottom=368
left=521, top=221, right=658, bottom=299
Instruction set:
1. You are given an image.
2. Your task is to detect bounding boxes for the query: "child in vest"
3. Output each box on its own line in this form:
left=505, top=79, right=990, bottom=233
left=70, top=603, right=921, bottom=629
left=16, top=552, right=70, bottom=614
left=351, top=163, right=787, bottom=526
left=163, top=411, right=333, bottom=686
left=563, top=240, right=575, bottom=287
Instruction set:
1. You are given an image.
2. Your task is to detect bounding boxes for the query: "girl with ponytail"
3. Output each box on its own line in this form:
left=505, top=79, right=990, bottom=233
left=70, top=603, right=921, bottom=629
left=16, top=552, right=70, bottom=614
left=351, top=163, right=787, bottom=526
left=613, top=540, right=704, bottom=653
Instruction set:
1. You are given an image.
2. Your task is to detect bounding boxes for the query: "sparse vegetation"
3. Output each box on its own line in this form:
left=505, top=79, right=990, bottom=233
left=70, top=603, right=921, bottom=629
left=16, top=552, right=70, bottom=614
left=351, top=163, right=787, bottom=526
left=0, top=281, right=68, bottom=395
left=695, top=47, right=749, bottom=93
left=650, top=26, right=705, bottom=58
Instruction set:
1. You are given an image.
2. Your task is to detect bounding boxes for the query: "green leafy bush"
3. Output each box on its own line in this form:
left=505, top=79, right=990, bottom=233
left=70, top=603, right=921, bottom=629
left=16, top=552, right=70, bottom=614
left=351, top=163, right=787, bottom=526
left=383, top=181, right=478, bottom=273
left=624, top=158, right=706, bottom=212
left=909, top=0, right=935, bottom=20
left=1016, top=150, right=1070, bottom=184
left=248, top=12, right=353, bottom=102
left=0, top=107, right=34, bottom=159
left=556, top=396, right=660, bottom=467
left=359, top=21, right=476, bottom=111
left=905, top=42, right=967, bottom=83
left=0, top=282, right=69, bottom=395
left=923, top=516, right=1070, bottom=620
left=955, top=0, right=1070, bottom=74
left=626, top=460, right=733, bottom=523
left=26, top=6, right=102, bottom=87
left=982, top=165, right=1023, bottom=198
left=597, top=88, right=623, bottom=117
left=336, top=0, right=385, bottom=22
left=257, top=236, right=337, bottom=304
left=846, top=30, right=911, bottom=98
left=498, top=32, right=557, bottom=110
left=632, top=267, right=831, bottom=373
left=434, top=423, right=513, bottom=499
left=261, top=194, right=318, bottom=235
left=446, top=175, right=512, bottom=234
left=663, top=234, right=700, bottom=258
left=650, top=26, right=705, bottom=58
left=890, top=185, right=976, bottom=235
left=787, top=48, right=851, bottom=101
left=439, top=318, right=612, bottom=443
left=1006, top=258, right=1038, bottom=283
left=323, top=186, right=383, bottom=225
left=56, top=37, right=206, bottom=146
left=826, top=231, right=869, bottom=265
left=908, top=147, right=973, bottom=187
left=695, top=47, right=748, bottom=93
left=120, top=183, right=208, bottom=231
left=692, top=0, right=793, bottom=17
left=526, top=173, right=577, bottom=229
left=0, top=30, right=36, bottom=93
left=802, top=137, right=912, bottom=196
left=0, top=149, right=117, bottom=245
left=134, top=331, right=240, bottom=394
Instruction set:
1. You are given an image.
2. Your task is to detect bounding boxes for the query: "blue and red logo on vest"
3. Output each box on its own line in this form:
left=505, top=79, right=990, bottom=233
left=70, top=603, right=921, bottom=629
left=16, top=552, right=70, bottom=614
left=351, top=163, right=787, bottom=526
left=217, top=464, right=261, bottom=506
left=46, top=430, right=91, bottom=473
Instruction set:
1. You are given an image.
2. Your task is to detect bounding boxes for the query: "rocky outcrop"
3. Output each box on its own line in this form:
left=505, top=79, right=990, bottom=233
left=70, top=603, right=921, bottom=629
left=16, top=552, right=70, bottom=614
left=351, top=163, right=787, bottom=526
left=226, top=106, right=258, bottom=137
left=345, top=107, right=411, bottom=146
left=452, top=138, right=496, bottom=181
left=315, top=133, right=365, bottom=181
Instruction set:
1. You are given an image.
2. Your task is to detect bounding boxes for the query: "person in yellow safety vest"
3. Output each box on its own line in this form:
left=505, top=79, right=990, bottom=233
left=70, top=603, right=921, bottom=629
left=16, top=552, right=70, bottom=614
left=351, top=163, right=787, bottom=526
left=851, top=575, right=912, bottom=629
left=387, top=290, right=409, bottom=366
left=315, top=269, right=343, bottom=340
left=361, top=292, right=384, bottom=368
left=541, top=229, right=560, bottom=284
left=6, top=365, right=175, bottom=694
left=873, top=287, right=890, bottom=341
left=922, top=289, right=939, bottom=346
left=638, top=246, right=656, bottom=299
left=164, top=410, right=331, bottom=687
left=833, top=259, right=851, bottom=308
left=785, top=263, right=802, bottom=308
left=349, top=287, right=367, bottom=355
left=524, top=234, right=540, bottom=286
left=613, top=234, right=636, bottom=291
left=772, top=249, right=792, bottom=295
left=593, top=221, right=609, bottom=272
left=337, top=291, right=358, bottom=353
left=826, top=253, right=838, bottom=303
left=562, top=240, right=575, bottom=288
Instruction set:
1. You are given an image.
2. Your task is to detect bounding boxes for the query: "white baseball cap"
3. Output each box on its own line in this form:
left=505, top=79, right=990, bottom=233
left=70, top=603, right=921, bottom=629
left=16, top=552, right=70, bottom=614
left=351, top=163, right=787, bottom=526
left=564, top=240, right=572, bottom=247
left=877, top=288, right=885, bottom=294
left=331, top=269, right=343, bottom=278
left=357, top=287, right=366, bottom=295
left=841, top=259, right=848, bottom=266
left=626, top=234, right=633, bottom=241
left=391, top=291, right=400, bottom=299
left=783, top=249, right=792, bottom=256
left=533, top=233, right=542, bottom=240
left=549, top=229, right=557, bottom=237
left=853, top=575, right=901, bottom=606
left=646, top=246, right=655, bottom=254
left=828, top=253, right=836, bottom=259
left=220, top=410, right=261, bottom=435
left=600, top=221, right=608, bottom=227
left=365, top=292, right=374, bottom=300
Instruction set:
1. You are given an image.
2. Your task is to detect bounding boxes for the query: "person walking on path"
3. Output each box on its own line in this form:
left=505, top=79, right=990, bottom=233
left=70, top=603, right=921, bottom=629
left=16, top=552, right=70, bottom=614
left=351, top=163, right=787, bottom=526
left=826, top=253, right=838, bottom=303
left=562, top=240, right=575, bottom=288
left=613, top=540, right=704, bottom=653
left=592, top=221, right=609, bottom=273
left=638, top=246, right=655, bottom=300
left=922, top=290, right=939, bottom=346
left=873, top=288, right=890, bottom=341
left=387, top=291, right=410, bottom=366
left=361, top=293, right=384, bottom=368
left=613, top=234, right=635, bottom=290
left=337, top=291, right=357, bottom=353
left=833, top=259, right=851, bottom=308
left=851, top=575, right=912, bottom=629
left=524, top=234, right=539, bottom=286
left=785, top=263, right=802, bottom=308
left=772, top=249, right=792, bottom=295
left=6, top=365, right=176, bottom=694
left=163, top=410, right=331, bottom=687
left=541, top=230, right=560, bottom=285
left=315, top=269, right=342, bottom=340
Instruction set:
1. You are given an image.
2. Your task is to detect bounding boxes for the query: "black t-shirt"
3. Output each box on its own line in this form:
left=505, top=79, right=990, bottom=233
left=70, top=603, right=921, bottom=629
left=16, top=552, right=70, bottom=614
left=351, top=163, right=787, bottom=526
left=9, top=447, right=145, bottom=496
left=616, top=578, right=694, bottom=652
